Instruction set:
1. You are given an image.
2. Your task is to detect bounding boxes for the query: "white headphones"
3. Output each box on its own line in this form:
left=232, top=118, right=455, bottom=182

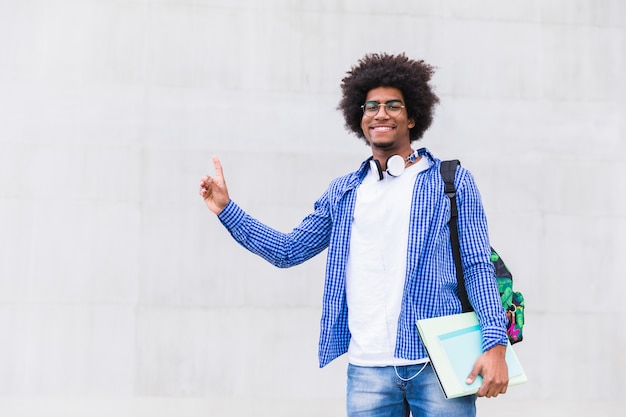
left=369, top=150, right=419, bottom=181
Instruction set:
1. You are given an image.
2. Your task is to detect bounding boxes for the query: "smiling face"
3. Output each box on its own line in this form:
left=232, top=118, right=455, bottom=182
left=360, top=86, right=415, bottom=155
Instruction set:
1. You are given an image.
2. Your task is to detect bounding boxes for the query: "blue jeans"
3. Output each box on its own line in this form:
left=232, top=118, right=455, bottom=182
left=346, top=363, right=476, bottom=417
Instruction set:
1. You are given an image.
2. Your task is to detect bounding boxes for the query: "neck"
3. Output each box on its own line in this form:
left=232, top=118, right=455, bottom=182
left=372, top=147, right=416, bottom=170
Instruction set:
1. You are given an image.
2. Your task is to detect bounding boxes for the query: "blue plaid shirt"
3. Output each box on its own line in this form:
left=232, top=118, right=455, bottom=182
left=218, top=148, right=508, bottom=368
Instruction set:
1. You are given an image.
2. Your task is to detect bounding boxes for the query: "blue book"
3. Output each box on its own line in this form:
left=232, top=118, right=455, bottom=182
left=417, top=312, right=527, bottom=399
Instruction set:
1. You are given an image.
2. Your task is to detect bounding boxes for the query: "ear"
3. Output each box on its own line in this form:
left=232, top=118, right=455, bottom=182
left=408, top=119, right=415, bottom=129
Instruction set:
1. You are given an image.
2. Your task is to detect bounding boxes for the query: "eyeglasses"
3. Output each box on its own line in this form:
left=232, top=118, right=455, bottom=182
left=361, top=100, right=406, bottom=117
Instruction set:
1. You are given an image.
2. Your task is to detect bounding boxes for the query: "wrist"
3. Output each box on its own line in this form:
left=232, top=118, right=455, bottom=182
left=486, top=344, right=507, bottom=356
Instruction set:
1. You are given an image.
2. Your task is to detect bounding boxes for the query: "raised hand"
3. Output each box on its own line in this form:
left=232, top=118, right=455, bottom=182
left=199, top=155, right=231, bottom=214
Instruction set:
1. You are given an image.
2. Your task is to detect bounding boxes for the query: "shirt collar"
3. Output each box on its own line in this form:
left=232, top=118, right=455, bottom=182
left=358, top=147, right=435, bottom=179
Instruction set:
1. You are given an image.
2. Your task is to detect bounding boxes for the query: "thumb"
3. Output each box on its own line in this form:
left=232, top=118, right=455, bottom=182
left=466, top=363, right=480, bottom=385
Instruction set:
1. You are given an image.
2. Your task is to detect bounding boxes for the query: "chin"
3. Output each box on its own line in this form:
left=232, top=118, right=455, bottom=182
left=371, top=140, right=395, bottom=150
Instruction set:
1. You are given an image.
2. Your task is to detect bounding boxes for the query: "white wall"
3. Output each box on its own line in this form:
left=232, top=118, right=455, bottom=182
left=1, top=1, right=624, bottom=415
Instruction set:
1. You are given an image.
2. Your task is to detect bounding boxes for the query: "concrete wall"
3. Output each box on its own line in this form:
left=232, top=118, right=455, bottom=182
left=1, top=1, right=624, bottom=415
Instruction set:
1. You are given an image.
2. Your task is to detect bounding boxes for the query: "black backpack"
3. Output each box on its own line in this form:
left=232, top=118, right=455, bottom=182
left=440, top=160, right=525, bottom=344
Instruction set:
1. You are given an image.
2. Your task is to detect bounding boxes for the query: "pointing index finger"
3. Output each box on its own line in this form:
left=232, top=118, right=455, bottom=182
left=212, top=155, right=223, bottom=178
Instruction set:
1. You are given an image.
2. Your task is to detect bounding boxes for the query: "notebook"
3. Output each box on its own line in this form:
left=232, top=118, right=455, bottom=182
left=416, top=312, right=527, bottom=399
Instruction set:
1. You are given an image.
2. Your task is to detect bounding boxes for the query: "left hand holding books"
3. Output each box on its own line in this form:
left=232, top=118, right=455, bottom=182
left=466, top=344, right=509, bottom=398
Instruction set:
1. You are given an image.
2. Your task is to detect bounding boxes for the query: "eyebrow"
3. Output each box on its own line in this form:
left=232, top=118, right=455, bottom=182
left=364, top=99, right=404, bottom=104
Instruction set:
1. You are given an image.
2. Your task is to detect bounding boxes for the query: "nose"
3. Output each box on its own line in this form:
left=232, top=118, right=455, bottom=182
left=374, top=104, right=390, bottom=118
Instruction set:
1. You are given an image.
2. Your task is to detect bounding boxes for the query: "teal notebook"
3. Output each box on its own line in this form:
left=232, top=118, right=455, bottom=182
left=416, top=312, right=527, bottom=399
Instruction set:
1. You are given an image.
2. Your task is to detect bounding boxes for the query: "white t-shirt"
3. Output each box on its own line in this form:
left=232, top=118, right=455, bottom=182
left=346, top=156, right=430, bottom=366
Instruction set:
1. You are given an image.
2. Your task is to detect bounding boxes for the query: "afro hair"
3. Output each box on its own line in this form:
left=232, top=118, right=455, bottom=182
left=338, top=53, right=439, bottom=144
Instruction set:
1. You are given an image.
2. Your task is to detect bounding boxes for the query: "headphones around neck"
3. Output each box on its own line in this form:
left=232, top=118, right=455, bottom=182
left=369, top=150, right=419, bottom=181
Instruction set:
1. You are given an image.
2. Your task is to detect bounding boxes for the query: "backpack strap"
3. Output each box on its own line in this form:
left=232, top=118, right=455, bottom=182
left=440, top=160, right=473, bottom=313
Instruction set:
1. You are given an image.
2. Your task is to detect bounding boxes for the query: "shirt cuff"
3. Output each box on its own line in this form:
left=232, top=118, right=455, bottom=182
left=481, top=325, right=509, bottom=352
left=217, top=200, right=244, bottom=230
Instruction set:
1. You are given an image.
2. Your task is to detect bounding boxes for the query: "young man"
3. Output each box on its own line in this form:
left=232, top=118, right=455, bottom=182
left=200, top=53, right=509, bottom=416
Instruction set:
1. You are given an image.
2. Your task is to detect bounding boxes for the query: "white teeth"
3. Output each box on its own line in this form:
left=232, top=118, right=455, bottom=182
left=373, top=126, right=393, bottom=131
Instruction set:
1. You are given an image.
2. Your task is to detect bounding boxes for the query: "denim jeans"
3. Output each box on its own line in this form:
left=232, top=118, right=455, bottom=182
left=346, top=363, right=476, bottom=417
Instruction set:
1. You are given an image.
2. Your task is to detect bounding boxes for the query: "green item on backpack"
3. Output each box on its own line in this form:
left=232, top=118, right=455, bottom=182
left=491, top=249, right=524, bottom=344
